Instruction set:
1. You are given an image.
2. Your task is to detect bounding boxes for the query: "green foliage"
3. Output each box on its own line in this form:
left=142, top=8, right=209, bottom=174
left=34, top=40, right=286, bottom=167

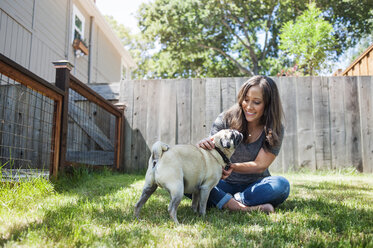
left=104, top=16, right=133, bottom=47
left=138, top=0, right=302, bottom=78
left=317, top=0, right=373, bottom=54
left=134, top=0, right=373, bottom=78
left=1, top=170, right=372, bottom=247
left=279, top=3, right=338, bottom=75
left=0, top=177, right=54, bottom=211
left=348, top=35, right=373, bottom=64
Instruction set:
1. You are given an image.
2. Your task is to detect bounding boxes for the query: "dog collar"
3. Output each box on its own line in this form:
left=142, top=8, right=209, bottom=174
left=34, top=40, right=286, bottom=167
left=215, top=147, right=231, bottom=170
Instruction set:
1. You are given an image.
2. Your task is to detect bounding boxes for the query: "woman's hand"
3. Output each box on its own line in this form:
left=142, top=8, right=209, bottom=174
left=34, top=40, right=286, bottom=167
left=197, top=137, right=215, bottom=150
left=221, top=165, right=233, bottom=179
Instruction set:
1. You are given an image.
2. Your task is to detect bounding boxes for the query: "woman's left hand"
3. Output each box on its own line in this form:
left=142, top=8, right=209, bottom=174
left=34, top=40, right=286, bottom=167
left=221, top=165, right=233, bottom=179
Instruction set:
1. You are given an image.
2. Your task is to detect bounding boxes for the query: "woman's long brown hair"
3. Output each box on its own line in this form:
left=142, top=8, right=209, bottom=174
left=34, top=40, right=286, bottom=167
left=224, top=76, right=284, bottom=151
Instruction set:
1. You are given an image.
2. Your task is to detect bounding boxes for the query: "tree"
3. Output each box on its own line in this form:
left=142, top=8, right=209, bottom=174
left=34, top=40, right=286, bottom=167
left=279, top=3, right=337, bottom=75
left=137, top=0, right=373, bottom=78
left=105, top=16, right=133, bottom=47
left=348, top=35, right=373, bottom=64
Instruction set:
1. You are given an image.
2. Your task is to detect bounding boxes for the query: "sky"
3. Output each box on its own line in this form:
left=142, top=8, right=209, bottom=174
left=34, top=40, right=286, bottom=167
left=95, top=0, right=150, bottom=34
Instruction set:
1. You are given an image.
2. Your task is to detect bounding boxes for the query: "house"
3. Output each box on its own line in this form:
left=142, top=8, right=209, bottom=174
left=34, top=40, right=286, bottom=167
left=0, top=0, right=137, bottom=84
left=334, top=43, right=373, bottom=76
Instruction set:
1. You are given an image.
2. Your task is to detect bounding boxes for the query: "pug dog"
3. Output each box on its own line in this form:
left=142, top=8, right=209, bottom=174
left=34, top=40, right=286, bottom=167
left=134, top=129, right=243, bottom=224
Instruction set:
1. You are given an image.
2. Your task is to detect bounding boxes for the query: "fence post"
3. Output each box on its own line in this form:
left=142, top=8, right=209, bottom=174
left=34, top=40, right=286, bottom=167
left=114, top=102, right=126, bottom=170
left=53, top=60, right=73, bottom=173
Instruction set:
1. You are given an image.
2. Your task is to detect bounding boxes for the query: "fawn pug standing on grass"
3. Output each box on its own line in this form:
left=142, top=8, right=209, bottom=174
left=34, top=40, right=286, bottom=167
left=134, top=129, right=243, bottom=224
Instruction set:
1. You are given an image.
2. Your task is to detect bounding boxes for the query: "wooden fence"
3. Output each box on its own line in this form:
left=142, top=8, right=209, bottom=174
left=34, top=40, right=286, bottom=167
left=0, top=53, right=124, bottom=178
left=120, top=76, right=373, bottom=173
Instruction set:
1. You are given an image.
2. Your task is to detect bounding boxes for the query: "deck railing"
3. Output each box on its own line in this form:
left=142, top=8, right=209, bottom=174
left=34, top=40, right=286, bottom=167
left=0, top=54, right=123, bottom=179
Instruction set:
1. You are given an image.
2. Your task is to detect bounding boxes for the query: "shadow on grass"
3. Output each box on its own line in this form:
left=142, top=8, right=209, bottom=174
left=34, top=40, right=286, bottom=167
left=51, top=168, right=145, bottom=201
left=0, top=170, right=148, bottom=246
left=294, top=182, right=372, bottom=192
left=0, top=205, right=158, bottom=247
left=279, top=196, right=373, bottom=232
left=2, top=173, right=372, bottom=247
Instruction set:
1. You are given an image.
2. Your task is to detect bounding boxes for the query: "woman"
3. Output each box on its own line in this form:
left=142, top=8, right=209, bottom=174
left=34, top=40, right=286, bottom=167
left=198, top=75, right=290, bottom=213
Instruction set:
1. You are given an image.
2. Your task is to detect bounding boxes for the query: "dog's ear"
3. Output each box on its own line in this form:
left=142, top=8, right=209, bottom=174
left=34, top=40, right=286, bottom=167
left=220, top=139, right=231, bottom=149
left=234, top=132, right=243, bottom=146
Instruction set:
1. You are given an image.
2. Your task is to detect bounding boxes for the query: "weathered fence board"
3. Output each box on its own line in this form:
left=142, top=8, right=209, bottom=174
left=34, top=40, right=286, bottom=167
left=312, top=76, right=331, bottom=169
left=66, top=150, right=114, bottom=166
left=205, top=78, right=221, bottom=135
left=329, top=77, right=346, bottom=169
left=120, top=80, right=134, bottom=171
left=40, top=99, right=50, bottom=169
left=146, top=80, right=161, bottom=154
left=159, top=80, right=177, bottom=145
left=191, top=79, right=207, bottom=145
left=32, top=84, right=43, bottom=166
left=176, top=79, right=192, bottom=144
left=279, top=77, right=298, bottom=172
left=3, top=81, right=14, bottom=161
left=358, top=76, right=373, bottom=173
left=0, top=84, right=6, bottom=161
left=221, top=77, right=236, bottom=112
left=296, top=77, right=316, bottom=170
left=235, top=77, right=248, bottom=96
left=131, top=80, right=148, bottom=170
left=0, top=80, right=54, bottom=169
left=13, top=84, right=22, bottom=161
left=120, top=76, right=373, bottom=173
left=344, top=77, right=362, bottom=170
left=22, top=88, right=32, bottom=164
left=68, top=102, right=114, bottom=151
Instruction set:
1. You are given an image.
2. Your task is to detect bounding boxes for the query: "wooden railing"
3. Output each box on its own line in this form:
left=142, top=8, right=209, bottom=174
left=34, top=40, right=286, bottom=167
left=54, top=63, right=123, bottom=170
left=0, top=54, right=63, bottom=177
left=0, top=54, right=124, bottom=178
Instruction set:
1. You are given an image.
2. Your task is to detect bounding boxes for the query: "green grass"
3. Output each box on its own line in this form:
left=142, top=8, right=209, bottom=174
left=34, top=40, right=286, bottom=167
left=0, top=167, right=372, bottom=247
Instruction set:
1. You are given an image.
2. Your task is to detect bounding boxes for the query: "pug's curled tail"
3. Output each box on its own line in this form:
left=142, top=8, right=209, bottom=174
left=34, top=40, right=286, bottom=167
left=151, top=141, right=169, bottom=167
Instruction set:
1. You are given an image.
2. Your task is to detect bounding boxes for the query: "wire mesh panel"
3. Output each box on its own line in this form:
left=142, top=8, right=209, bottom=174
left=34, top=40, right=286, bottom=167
left=66, top=88, right=117, bottom=166
left=0, top=73, right=56, bottom=173
left=0, top=55, right=122, bottom=178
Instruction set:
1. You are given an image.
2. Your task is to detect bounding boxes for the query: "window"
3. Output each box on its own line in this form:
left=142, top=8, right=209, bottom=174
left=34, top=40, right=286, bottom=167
left=72, top=5, right=85, bottom=42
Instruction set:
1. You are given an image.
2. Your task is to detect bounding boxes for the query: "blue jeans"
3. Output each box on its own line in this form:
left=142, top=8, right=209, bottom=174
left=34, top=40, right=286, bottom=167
left=208, top=176, right=290, bottom=209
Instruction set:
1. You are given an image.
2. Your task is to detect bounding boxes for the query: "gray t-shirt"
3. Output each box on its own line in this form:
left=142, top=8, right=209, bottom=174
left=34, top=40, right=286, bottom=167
left=210, top=112, right=283, bottom=185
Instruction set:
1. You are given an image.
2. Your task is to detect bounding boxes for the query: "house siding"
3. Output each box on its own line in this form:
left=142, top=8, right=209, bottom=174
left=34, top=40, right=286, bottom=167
left=30, top=0, right=67, bottom=82
left=0, top=8, right=32, bottom=69
left=94, top=27, right=121, bottom=83
left=0, top=0, right=33, bottom=30
left=0, top=0, right=66, bottom=82
left=0, top=0, right=131, bottom=84
left=33, top=0, right=67, bottom=55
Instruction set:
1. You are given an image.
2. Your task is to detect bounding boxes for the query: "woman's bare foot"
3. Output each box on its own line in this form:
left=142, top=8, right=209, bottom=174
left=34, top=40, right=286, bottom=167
left=223, top=198, right=274, bottom=214
left=254, top=203, right=274, bottom=214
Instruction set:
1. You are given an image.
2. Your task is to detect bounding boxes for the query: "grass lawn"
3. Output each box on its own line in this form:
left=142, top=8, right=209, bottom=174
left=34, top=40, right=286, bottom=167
left=0, top=168, right=372, bottom=247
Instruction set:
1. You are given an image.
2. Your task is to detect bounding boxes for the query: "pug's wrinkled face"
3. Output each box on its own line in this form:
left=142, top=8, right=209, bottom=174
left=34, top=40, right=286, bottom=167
left=213, top=129, right=243, bottom=150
